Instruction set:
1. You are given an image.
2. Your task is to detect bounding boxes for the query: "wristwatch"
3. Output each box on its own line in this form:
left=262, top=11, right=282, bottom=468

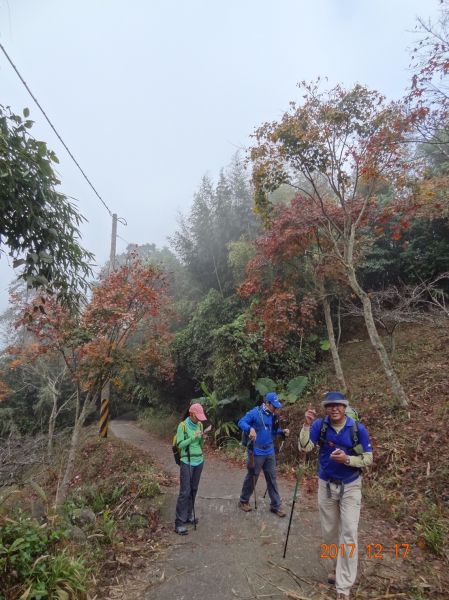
left=345, top=457, right=351, bottom=466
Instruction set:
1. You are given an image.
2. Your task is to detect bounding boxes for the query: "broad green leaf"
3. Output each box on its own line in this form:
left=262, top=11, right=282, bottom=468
left=217, top=396, right=239, bottom=406
left=320, top=339, right=331, bottom=351
left=255, top=377, right=277, bottom=396
left=286, top=393, right=297, bottom=404
left=8, top=537, right=26, bottom=552
left=286, top=375, right=308, bottom=399
left=37, top=141, right=47, bottom=156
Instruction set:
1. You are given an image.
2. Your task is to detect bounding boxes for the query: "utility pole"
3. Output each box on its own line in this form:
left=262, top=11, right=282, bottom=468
left=109, top=212, right=117, bottom=271
left=99, top=213, right=117, bottom=438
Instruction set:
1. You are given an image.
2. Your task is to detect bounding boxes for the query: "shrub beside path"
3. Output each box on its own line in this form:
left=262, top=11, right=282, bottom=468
left=110, top=419, right=328, bottom=600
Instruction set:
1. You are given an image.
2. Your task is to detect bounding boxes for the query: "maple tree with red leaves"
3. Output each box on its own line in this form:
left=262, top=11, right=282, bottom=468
left=10, top=259, right=174, bottom=505
left=249, top=81, right=427, bottom=407
left=240, top=196, right=349, bottom=392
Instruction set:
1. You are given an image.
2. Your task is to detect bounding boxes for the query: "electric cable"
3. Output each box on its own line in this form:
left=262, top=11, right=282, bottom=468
left=0, top=42, right=113, bottom=217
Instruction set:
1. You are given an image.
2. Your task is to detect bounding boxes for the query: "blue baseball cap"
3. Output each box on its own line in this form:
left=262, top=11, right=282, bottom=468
left=265, top=392, right=283, bottom=409
left=322, top=391, right=348, bottom=407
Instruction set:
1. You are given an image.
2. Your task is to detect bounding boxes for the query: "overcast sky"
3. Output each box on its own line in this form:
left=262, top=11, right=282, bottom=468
left=0, top=0, right=441, bottom=311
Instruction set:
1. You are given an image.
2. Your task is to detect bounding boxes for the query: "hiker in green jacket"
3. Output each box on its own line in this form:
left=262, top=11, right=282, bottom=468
left=174, top=403, right=208, bottom=535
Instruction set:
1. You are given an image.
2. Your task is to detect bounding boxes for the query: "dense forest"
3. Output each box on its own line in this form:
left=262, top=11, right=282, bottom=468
left=1, top=2, right=449, bottom=599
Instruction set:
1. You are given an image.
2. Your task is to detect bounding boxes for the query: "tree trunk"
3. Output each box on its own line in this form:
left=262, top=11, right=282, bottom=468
left=347, top=269, right=409, bottom=407
left=389, top=332, right=396, bottom=360
left=55, top=392, right=94, bottom=507
left=212, top=253, right=224, bottom=296
left=322, top=293, right=348, bottom=394
left=47, top=396, right=57, bottom=460
left=336, top=299, right=342, bottom=348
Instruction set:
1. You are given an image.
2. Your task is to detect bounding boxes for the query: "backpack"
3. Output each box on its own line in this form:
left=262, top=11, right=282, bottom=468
left=172, top=421, right=203, bottom=465
left=345, top=404, right=359, bottom=422
left=318, top=406, right=363, bottom=456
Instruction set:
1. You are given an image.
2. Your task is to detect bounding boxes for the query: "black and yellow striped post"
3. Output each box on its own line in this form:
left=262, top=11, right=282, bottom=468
left=99, top=391, right=109, bottom=438
left=99, top=214, right=117, bottom=439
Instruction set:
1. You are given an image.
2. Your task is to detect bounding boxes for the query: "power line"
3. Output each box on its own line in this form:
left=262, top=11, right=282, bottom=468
left=117, top=234, right=132, bottom=246
left=0, top=42, right=113, bottom=217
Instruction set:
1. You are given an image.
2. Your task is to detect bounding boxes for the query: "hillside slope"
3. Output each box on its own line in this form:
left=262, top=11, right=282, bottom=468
left=285, top=322, right=449, bottom=558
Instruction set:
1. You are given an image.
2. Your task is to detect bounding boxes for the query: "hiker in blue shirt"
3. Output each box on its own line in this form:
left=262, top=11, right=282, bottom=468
left=238, top=392, right=289, bottom=517
left=299, top=391, right=373, bottom=600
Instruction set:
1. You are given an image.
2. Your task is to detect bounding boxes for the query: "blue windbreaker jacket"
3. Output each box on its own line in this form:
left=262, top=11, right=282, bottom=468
left=238, top=404, right=284, bottom=456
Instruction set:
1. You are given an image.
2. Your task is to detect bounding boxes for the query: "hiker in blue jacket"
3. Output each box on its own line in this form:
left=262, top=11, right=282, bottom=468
left=238, top=392, right=289, bottom=517
left=299, top=391, right=373, bottom=600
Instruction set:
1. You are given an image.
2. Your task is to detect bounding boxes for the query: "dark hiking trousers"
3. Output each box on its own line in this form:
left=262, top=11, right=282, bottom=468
left=239, top=453, right=281, bottom=510
left=175, top=461, right=204, bottom=527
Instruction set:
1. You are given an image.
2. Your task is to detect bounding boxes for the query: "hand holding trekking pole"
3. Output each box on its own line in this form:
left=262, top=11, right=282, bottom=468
left=283, top=465, right=304, bottom=559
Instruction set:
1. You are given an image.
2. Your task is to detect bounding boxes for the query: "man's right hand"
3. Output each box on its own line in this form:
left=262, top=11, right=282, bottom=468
left=304, top=405, right=316, bottom=426
left=249, top=427, right=257, bottom=440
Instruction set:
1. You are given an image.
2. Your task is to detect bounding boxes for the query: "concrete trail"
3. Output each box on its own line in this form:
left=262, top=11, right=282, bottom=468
left=110, top=419, right=329, bottom=600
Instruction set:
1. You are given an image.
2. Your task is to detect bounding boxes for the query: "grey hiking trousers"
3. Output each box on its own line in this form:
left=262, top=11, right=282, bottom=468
left=239, top=453, right=281, bottom=510
left=318, top=477, right=362, bottom=596
left=175, top=461, right=204, bottom=527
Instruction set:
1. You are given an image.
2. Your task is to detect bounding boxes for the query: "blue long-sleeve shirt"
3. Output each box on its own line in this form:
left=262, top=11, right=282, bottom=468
left=307, top=416, right=372, bottom=483
left=238, top=404, right=284, bottom=456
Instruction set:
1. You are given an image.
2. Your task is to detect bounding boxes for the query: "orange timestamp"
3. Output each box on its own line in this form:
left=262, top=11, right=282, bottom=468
left=320, top=543, right=410, bottom=560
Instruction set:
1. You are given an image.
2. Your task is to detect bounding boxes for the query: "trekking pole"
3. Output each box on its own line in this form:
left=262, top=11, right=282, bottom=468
left=263, top=439, right=284, bottom=499
left=190, top=466, right=197, bottom=530
left=282, top=465, right=303, bottom=559
left=249, top=440, right=257, bottom=510
left=187, top=446, right=197, bottom=531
